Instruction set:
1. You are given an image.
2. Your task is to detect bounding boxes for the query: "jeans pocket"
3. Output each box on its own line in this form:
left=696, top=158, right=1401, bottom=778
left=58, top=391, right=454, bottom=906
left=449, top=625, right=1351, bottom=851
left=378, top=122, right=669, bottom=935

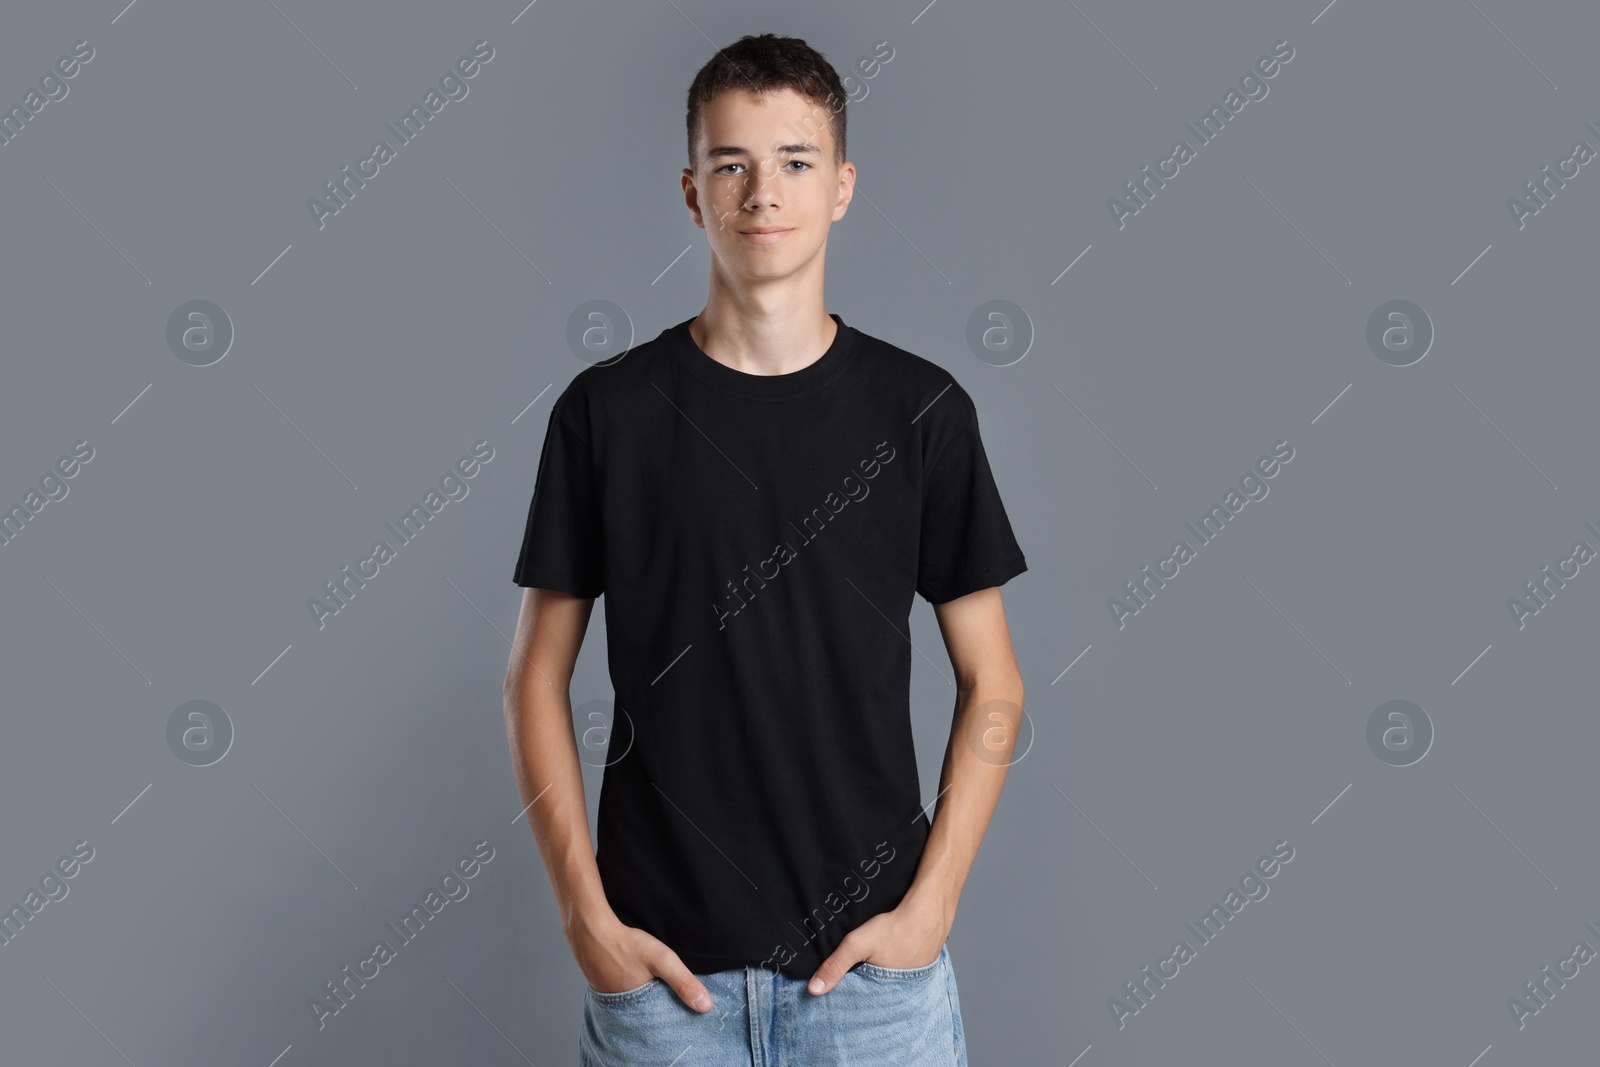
left=586, top=977, right=662, bottom=1005
left=854, top=944, right=945, bottom=981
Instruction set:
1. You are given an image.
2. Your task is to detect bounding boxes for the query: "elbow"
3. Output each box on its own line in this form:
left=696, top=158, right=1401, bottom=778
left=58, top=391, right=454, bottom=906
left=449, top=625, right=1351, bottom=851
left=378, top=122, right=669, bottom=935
left=957, top=666, right=1024, bottom=705
left=502, top=667, right=537, bottom=716
left=504, top=659, right=568, bottom=706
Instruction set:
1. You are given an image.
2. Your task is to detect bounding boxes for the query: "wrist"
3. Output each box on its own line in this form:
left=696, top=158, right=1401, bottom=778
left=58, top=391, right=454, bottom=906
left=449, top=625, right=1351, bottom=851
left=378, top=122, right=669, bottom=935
left=898, top=882, right=956, bottom=931
left=562, top=894, right=618, bottom=937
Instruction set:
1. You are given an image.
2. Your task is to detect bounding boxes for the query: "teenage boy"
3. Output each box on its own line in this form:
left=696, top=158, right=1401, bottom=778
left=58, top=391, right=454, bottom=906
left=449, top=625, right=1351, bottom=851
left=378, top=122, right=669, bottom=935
left=504, top=32, right=1027, bottom=1066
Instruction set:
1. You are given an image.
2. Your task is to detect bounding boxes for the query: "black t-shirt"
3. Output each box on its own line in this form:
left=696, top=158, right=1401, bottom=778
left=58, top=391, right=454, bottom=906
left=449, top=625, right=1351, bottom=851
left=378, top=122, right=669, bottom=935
left=512, top=313, right=1027, bottom=978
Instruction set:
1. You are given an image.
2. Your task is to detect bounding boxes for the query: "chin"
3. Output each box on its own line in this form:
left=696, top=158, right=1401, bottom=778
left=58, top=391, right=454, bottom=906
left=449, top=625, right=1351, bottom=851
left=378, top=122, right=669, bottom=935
left=715, top=246, right=791, bottom=272
left=733, top=263, right=798, bottom=282
left=726, top=243, right=817, bottom=275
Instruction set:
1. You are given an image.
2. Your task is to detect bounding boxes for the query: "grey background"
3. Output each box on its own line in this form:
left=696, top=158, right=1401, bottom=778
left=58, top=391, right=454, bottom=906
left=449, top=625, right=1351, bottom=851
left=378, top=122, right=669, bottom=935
left=1, top=0, right=1596, bottom=1063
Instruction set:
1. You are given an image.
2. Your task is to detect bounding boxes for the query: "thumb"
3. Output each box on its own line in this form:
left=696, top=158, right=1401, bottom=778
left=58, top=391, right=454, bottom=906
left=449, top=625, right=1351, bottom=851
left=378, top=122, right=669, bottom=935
left=653, top=951, right=715, bottom=1013
left=807, top=938, right=864, bottom=995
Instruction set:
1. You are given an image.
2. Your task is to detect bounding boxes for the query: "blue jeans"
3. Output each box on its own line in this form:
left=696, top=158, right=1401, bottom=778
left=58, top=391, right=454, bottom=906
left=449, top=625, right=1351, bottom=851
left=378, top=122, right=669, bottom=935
left=578, top=943, right=967, bottom=1066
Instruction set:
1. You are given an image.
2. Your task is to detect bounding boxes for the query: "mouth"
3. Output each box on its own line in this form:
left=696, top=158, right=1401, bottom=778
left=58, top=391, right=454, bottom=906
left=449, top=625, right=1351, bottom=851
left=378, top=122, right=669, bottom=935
left=737, top=227, right=792, bottom=244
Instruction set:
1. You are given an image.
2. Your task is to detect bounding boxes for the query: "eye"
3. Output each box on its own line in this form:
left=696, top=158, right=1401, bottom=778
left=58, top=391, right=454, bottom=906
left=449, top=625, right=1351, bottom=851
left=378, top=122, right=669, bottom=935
left=714, top=160, right=812, bottom=176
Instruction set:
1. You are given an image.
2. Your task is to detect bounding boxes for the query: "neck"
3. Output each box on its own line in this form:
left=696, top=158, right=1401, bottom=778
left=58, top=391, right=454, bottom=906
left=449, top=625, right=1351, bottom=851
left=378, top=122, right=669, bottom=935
left=692, top=267, right=835, bottom=377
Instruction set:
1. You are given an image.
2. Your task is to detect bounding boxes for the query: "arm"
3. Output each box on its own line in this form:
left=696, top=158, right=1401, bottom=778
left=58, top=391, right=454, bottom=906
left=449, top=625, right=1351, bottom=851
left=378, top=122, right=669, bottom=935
left=807, top=584, right=1025, bottom=994
left=503, top=587, right=717, bottom=1011
left=503, top=587, right=605, bottom=938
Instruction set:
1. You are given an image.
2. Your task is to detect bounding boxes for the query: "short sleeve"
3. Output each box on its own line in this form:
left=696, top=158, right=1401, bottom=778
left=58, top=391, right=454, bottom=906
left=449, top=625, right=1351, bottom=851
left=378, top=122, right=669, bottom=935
left=916, top=396, right=1027, bottom=604
left=512, top=402, right=604, bottom=597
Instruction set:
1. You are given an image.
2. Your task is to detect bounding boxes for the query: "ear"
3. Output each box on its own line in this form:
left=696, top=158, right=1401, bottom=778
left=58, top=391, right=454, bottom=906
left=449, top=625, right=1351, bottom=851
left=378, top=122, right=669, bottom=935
left=682, top=169, right=707, bottom=229
left=832, top=160, right=856, bottom=222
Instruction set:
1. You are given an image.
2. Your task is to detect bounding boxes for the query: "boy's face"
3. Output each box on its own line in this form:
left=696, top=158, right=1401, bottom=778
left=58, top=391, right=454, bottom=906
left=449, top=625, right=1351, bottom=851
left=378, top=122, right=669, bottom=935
left=682, top=86, right=855, bottom=282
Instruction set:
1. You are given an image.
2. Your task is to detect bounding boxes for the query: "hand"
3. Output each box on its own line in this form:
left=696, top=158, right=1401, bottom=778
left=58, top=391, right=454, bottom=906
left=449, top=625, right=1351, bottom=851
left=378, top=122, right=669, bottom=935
left=805, top=893, right=953, bottom=995
left=568, top=907, right=715, bottom=1012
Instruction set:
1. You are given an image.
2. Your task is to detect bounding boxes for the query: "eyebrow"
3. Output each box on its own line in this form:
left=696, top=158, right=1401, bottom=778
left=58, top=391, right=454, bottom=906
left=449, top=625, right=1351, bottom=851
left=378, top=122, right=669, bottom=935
left=705, top=142, right=822, bottom=161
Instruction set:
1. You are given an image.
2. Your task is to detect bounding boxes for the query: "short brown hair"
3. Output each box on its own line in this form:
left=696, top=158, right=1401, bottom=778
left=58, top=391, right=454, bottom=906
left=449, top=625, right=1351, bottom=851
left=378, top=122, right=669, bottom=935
left=685, top=33, right=848, bottom=169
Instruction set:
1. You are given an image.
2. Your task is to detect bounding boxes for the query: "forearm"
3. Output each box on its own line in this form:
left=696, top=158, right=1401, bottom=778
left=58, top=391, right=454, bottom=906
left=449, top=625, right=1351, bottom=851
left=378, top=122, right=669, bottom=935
left=900, top=672, right=1025, bottom=923
left=503, top=676, right=611, bottom=933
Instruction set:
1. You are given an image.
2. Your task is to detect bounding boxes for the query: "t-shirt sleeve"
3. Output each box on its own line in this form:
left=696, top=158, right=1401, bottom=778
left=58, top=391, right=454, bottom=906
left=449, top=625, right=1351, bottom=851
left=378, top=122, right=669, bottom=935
left=915, top=391, right=1028, bottom=605
left=511, top=400, right=604, bottom=597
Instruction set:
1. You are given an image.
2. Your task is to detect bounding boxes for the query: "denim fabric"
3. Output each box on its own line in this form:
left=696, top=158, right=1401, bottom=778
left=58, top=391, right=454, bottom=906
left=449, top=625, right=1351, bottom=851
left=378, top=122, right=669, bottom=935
left=578, top=942, right=967, bottom=1066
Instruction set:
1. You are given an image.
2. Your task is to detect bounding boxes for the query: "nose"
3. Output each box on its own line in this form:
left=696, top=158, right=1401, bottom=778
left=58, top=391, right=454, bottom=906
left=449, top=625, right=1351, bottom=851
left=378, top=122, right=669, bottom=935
left=742, top=160, right=783, bottom=210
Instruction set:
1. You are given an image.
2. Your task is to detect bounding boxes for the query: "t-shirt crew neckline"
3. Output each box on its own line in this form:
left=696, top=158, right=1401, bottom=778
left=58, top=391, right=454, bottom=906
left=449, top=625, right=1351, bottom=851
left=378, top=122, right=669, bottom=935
left=668, top=313, right=857, bottom=400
